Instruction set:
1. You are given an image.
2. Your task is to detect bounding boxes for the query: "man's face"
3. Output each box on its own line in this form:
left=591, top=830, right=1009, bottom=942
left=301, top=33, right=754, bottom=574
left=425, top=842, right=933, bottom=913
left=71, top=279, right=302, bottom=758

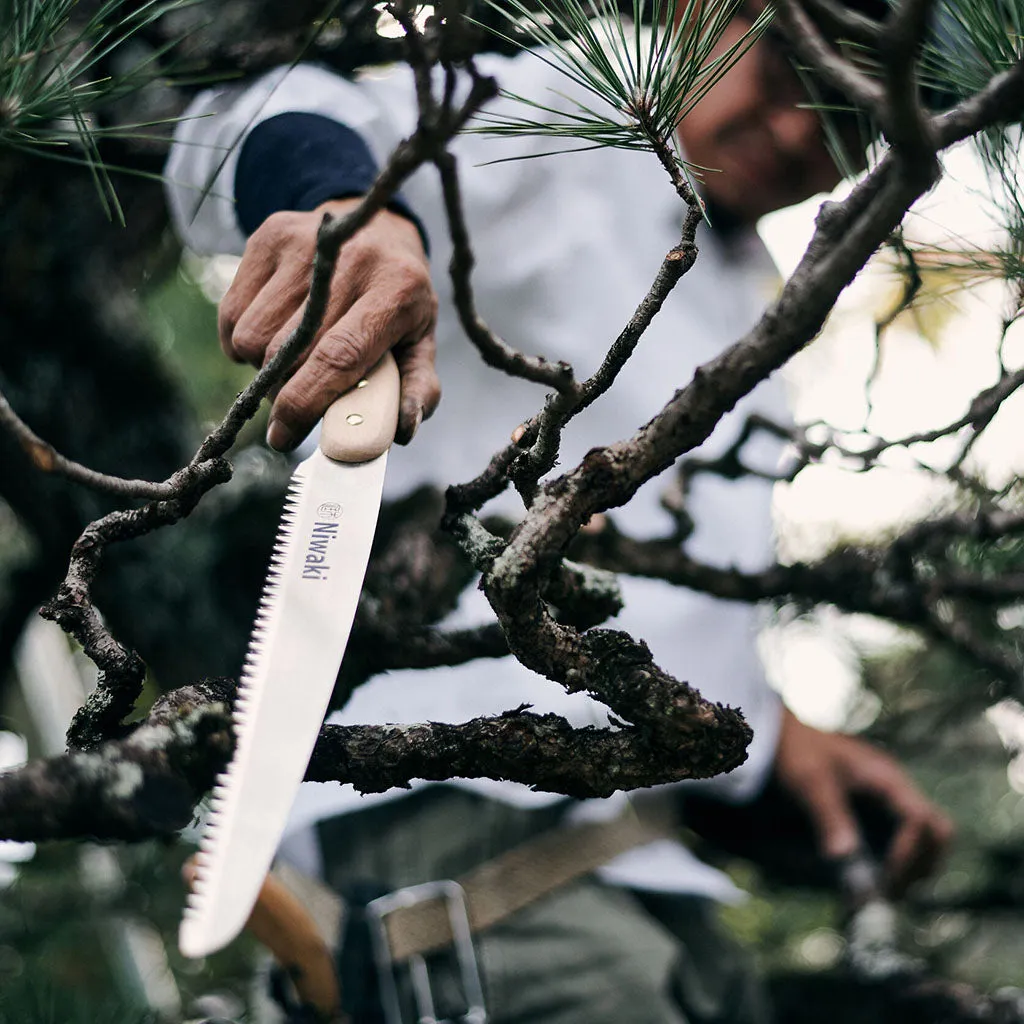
left=676, top=12, right=852, bottom=223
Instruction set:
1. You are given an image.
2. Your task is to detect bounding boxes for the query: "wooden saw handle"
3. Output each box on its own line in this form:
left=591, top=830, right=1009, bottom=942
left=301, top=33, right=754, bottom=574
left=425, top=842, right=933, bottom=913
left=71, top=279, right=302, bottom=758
left=319, top=352, right=400, bottom=464
left=247, top=873, right=344, bottom=1022
left=183, top=857, right=344, bottom=1022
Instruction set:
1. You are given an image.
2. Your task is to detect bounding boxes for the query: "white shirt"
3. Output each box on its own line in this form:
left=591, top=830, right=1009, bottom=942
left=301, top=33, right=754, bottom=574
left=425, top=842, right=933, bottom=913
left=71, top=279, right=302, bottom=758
left=166, top=50, right=788, bottom=900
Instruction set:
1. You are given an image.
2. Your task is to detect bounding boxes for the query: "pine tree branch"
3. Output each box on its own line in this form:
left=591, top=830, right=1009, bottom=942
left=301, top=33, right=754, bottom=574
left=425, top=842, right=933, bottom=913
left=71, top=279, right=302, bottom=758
left=775, top=0, right=886, bottom=114
left=43, top=27, right=499, bottom=750
left=802, top=0, right=884, bottom=47
left=0, top=680, right=234, bottom=842
left=0, top=390, right=179, bottom=499
left=936, top=58, right=1024, bottom=146
left=435, top=148, right=576, bottom=391
left=307, top=698, right=751, bottom=799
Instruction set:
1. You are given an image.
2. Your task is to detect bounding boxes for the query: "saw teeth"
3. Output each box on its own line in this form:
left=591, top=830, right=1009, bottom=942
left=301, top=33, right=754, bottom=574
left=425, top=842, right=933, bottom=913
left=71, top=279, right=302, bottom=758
left=178, top=452, right=378, bottom=954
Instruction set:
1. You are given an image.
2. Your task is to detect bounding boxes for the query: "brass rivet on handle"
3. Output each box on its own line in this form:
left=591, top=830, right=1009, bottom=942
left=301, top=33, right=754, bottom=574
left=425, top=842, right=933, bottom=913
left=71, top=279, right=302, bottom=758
left=346, top=413, right=364, bottom=426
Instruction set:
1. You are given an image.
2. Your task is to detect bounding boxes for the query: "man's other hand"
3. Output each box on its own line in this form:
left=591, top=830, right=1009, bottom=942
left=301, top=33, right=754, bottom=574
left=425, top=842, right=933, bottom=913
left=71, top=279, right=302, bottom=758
left=219, top=197, right=440, bottom=451
left=774, top=708, right=955, bottom=896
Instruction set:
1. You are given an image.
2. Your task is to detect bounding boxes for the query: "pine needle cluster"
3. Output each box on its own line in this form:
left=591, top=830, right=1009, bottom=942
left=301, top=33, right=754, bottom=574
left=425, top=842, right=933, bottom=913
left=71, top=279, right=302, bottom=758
left=473, top=0, right=772, bottom=166
left=0, top=0, right=197, bottom=219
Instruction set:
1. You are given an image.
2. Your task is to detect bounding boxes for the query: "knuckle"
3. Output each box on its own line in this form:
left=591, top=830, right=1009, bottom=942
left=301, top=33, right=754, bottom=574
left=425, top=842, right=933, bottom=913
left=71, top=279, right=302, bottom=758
left=390, top=277, right=425, bottom=315
left=256, top=210, right=304, bottom=244
left=338, top=236, right=378, bottom=274
left=393, top=254, right=434, bottom=293
left=390, top=271, right=438, bottom=329
left=230, top=321, right=268, bottom=365
left=314, top=329, right=365, bottom=377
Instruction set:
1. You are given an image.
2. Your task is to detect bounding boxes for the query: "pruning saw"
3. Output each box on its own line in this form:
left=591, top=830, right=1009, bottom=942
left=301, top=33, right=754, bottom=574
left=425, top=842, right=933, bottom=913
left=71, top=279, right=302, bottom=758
left=179, top=352, right=400, bottom=957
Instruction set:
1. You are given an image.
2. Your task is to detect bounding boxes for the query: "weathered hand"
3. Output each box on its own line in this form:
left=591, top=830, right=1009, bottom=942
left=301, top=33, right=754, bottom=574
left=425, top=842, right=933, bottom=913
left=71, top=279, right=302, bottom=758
left=773, top=708, right=954, bottom=896
left=219, top=197, right=440, bottom=451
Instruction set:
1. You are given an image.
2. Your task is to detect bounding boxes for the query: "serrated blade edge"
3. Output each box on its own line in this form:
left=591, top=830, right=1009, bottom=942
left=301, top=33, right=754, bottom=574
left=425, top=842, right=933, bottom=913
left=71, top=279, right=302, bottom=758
left=179, top=448, right=388, bottom=957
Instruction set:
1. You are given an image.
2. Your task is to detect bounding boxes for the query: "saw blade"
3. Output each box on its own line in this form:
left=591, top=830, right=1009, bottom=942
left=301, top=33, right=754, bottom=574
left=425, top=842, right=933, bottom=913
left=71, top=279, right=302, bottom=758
left=180, top=447, right=388, bottom=958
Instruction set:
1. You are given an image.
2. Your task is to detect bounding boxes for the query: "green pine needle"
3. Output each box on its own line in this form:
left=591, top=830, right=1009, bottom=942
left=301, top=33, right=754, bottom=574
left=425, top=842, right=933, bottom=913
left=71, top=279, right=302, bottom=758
left=918, top=2, right=1024, bottom=278
left=471, top=0, right=772, bottom=170
left=0, top=0, right=201, bottom=221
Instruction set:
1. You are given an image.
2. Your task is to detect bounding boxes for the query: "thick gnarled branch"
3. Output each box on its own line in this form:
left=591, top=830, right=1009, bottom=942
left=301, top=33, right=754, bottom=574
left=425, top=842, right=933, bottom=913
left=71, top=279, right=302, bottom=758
left=0, top=680, right=234, bottom=842
left=0, top=657, right=748, bottom=842
left=308, top=687, right=750, bottom=800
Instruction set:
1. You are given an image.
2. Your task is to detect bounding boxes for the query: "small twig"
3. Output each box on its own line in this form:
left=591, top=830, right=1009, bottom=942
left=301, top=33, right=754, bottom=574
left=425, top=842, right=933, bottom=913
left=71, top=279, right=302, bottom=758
left=506, top=136, right=705, bottom=494
left=791, top=363, right=1024, bottom=473
left=386, top=0, right=435, bottom=111
left=394, top=15, right=564, bottom=389
left=865, top=234, right=922, bottom=417
left=775, top=0, right=886, bottom=115
left=0, top=390, right=176, bottom=499
left=43, top=458, right=232, bottom=749
left=677, top=413, right=795, bottom=487
left=513, top=229, right=701, bottom=492
left=900, top=365, right=1024, bottom=456
left=877, top=0, right=938, bottom=161
left=571, top=519, right=927, bottom=624
left=802, top=0, right=884, bottom=48
left=435, top=150, right=576, bottom=390
left=445, top=423, right=538, bottom=514
left=935, top=58, right=1024, bottom=148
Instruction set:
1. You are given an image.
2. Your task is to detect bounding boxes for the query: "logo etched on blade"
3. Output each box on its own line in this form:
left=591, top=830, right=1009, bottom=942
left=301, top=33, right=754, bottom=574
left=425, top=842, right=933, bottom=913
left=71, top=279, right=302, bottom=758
left=301, top=521, right=339, bottom=581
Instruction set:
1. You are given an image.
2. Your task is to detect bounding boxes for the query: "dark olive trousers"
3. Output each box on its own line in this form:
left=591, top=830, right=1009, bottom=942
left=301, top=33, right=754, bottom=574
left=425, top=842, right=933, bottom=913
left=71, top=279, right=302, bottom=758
left=316, top=787, right=770, bottom=1024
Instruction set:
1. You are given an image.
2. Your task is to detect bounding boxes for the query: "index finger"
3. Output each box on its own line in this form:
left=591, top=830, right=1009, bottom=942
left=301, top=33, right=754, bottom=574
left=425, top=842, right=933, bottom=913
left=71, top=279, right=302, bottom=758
left=219, top=238, right=280, bottom=361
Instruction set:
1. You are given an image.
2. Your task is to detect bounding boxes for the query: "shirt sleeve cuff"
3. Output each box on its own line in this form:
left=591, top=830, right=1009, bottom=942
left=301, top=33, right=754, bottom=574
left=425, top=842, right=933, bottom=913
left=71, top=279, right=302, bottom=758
left=233, top=111, right=429, bottom=254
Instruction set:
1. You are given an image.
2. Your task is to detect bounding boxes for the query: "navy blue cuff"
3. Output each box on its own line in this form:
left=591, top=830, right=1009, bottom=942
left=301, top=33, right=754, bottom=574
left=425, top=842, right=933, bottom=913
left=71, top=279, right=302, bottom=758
left=234, top=111, right=429, bottom=253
